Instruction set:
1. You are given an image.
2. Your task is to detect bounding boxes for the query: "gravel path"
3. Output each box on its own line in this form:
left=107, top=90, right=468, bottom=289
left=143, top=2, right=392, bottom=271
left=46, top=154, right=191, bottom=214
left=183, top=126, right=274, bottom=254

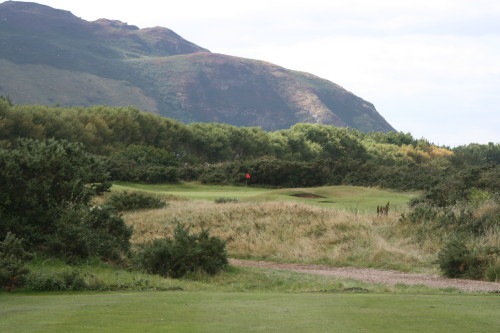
left=230, top=259, right=500, bottom=292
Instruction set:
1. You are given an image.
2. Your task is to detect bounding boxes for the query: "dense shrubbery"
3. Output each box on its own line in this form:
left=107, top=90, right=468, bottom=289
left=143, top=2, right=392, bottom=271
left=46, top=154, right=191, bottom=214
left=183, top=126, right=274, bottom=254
left=0, top=138, right=131, bottom=267
left=103, top=144, right=180, bottom=183
left=105, top=191, right=167, bottom=212
left=26, top=269, right=87, bottom=291
left=180, top=158, right=356, bottom=187
left=399, top=201, right=499, bottom=241
left=48, top=205, right=132, bottom=261
left=104, top=157, right=179, bottom=183
left=436, top=238, right=499, bottom=281
left=0, top=233, right=32, bottom=291
left=398, top=144, right=500, bottom=281
left=0, top=103, right=191, bottom=155
left=1, top=101, right=464, bottom=189
left=137, top=224, right=228, bottom=278
left=0, top=138, right=110, bottom=246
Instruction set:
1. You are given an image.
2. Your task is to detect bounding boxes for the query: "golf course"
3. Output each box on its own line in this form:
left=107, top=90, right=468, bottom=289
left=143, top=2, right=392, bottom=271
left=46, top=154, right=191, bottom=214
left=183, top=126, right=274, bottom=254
left=2, top=183, right=499, bottom=332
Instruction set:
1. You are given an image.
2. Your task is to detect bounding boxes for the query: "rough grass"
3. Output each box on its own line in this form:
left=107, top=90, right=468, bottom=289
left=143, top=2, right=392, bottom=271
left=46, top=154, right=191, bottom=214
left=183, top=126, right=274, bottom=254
left=24, top=257, right=451, bottom=294
left=123, top=199, right=434, bottom=272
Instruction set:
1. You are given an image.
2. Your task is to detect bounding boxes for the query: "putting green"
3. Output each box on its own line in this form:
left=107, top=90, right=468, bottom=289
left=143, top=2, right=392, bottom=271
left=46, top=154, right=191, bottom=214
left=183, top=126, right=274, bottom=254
left=112, top=182, right=416, bottom=212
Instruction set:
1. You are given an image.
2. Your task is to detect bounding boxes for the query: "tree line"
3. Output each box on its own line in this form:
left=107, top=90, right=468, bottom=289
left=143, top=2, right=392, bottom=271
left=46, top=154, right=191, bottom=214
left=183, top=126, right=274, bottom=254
left=2, top=99, right=483, bottom=190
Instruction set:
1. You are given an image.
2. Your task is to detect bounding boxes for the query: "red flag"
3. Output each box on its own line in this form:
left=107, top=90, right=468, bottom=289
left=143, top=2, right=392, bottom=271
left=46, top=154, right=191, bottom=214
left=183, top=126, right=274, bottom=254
left=245, top=173, right=251, bottom=179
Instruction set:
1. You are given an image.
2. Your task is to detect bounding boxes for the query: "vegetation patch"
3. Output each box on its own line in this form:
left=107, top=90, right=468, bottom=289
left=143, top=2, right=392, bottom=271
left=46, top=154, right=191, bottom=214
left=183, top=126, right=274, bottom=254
left=122, top=199, right=431, bottom=272
left=0, top=233, right=32, bottom=291
left=105, top=191, right=167, bottom=212
left=136, top=224, right=228, bottom=278
left=290, top=192, right=326, bottom=199
left=436, top=238, right=500, bottom=281
left=0, top=99, right=498, bottom=297
left=214, top=197, right=239, bottom=204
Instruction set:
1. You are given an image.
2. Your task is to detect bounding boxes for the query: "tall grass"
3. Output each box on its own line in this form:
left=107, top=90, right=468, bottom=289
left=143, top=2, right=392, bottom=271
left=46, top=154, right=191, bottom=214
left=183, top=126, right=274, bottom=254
left=122, top=200, right=434, bottom=272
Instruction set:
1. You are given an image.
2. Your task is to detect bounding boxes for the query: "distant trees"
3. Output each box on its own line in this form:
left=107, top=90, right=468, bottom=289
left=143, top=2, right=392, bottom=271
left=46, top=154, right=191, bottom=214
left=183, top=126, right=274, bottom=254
left=0, top=104, right=190, bottom=155
left=0, top=95, right=12, bottom=107
left=1, top=102, right=498, bottom=192
left=104, top=144, right=179, bottom=183
left=282, top=123, right=367, bottom=161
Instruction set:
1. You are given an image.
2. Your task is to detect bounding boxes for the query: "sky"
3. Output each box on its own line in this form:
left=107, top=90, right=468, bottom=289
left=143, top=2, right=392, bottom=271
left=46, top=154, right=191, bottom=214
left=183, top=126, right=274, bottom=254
left=11, top=0, right=500, bottom=146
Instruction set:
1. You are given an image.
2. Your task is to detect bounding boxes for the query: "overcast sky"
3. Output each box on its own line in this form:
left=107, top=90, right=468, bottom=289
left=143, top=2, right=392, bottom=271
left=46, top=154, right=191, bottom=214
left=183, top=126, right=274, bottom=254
left=12, top=0, right=500, bottom=146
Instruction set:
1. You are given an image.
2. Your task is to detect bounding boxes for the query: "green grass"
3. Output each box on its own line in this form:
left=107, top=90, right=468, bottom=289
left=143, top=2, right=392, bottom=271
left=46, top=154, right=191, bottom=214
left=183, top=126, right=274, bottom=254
left=112, top=182, right=416, bottom=213
left=3, top=183, right=496, bottom=331
left=1, top=291, right=499, bottom=332
left=255, top=185, right=417, bottom=212
left=112, top=182, right=272, bottom=201
left=24, top=258, right=443, bottom=294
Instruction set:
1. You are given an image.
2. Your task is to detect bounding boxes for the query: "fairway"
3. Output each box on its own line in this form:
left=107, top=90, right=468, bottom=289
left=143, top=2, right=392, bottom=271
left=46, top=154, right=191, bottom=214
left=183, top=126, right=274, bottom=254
left=1, top=292, right=499, bottom=332
left=112, top=182, right=272, bottom=200
left=112, top=182, right=416, bottom=212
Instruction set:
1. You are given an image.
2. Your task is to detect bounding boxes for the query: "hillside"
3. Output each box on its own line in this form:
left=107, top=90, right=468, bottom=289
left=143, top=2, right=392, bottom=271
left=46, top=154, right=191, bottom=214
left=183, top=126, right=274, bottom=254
left=0, top=1, right=395, bottom=132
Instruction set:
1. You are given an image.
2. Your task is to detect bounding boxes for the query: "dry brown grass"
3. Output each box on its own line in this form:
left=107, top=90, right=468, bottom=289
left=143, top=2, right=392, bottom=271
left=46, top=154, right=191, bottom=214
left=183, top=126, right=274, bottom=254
left=122, top=200, right=435, bottom=271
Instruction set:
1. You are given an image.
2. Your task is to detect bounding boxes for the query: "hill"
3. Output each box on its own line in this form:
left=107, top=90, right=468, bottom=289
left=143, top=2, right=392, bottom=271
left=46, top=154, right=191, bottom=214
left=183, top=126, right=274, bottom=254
left=0, top=1, right=395, bottom=132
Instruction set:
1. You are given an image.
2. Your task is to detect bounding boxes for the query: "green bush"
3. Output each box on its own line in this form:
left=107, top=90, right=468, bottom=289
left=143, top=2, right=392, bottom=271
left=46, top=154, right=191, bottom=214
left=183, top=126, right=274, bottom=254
left=105, top=191, right=167, bottom=212
left=0, top=138, right=109, bottom=247
left=48, top=205, right=132, bottom=261
left=137, top=224, right=228, bottom=278
left=0, top=233, right=32, bottom=291
left=26, top=269, right=86, bottom=291
left=214, top=197, right=239, bottom=204
left=436, top=239, right=499, bottom=280
left=399, top=202, right=499, bottom=241
left=436, top=239, right=477, bottom=278
left=485, top=258, right=500, bottom=282
left=103, top=147, right=179, bottom=183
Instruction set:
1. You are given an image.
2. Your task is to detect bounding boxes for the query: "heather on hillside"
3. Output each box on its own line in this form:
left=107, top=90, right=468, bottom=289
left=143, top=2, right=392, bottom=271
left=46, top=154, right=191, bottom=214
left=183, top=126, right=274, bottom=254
left=0, top=1, right=394, bottom=132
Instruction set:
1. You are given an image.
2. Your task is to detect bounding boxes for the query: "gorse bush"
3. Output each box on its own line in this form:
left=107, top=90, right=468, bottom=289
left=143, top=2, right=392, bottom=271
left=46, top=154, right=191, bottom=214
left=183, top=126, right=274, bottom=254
left=436, top=239, right=480, bottom=279
left=0, top=138, right=110, bottom=247
left=0, top=233, right=32, bottom=291
left=48, top=205, right=132, bottom=262
left=436, top=238, right=500, bottom=280
left=137, top=224, right=228, bottom=278
left=485, top=257, right=500, bottom=282
left=104, top=157, right=179, bottom=183
left=399, top=201, right=499, bottom=242
left=105, top=191, right=167, bottom=212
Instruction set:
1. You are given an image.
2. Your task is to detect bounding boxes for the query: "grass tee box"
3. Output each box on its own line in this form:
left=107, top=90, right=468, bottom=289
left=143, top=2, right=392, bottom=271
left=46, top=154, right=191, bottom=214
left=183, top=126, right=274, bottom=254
left=112, top=182, right=416, bottom=213
left=1, top=292, right=499, bottom=332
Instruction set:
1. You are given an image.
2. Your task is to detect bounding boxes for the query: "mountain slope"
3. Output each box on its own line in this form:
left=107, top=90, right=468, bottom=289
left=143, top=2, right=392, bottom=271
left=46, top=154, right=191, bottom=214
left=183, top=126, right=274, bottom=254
left=0, top=1, right=395, bottom=132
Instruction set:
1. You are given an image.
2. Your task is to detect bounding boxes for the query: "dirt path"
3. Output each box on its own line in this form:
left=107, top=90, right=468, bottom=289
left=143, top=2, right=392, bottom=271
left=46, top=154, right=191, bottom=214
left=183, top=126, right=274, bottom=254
left=230, top=259, right=500, bottom=292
